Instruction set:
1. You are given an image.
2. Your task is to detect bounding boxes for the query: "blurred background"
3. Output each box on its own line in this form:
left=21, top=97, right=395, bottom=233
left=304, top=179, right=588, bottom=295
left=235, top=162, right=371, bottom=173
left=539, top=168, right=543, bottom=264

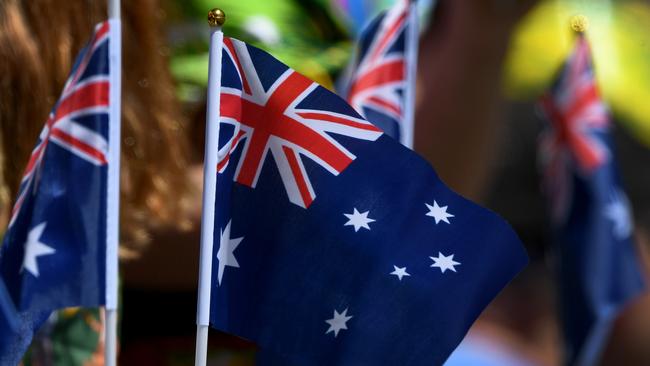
left=1, top=0, right=649, bottom=365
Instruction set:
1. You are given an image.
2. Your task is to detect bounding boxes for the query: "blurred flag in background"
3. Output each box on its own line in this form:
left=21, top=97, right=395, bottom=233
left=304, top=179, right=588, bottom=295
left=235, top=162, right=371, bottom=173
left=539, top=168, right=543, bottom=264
left=343, top=0, right=417, bottom=147
left=331, top=0, right=434, bottom=35
left=0, top=21, right=119, bottom=365
left=539, top=33, right=645, bottom=366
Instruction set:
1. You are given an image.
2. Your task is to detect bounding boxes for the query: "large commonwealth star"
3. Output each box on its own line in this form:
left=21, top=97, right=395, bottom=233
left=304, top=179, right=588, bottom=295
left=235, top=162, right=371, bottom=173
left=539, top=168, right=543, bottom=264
left=216, top=220, right=244, bottom=285
left=22, top=222, right=56, bottom=277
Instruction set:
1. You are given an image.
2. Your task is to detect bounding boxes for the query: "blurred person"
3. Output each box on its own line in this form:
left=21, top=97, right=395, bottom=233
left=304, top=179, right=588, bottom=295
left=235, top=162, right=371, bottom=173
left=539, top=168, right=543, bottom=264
left=415, top=0, right=540, bottom=201
left=0, top=0, right=192, bottom=364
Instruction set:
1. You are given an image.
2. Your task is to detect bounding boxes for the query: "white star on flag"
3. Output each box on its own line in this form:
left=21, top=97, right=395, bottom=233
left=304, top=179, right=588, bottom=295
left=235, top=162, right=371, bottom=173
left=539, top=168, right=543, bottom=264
left=344, top=208, right=375, bottom=232
left=325, top=308, right=353, bottom=337
left=430, top=252, right=460, bottom=273
left=390, top=265, right=411, bottom=281
left=21, top=222, right=55, bottom=277
left=425, top=200, right=454, bottom=224
left=216, top=220, right=244, bottom=285
left=604, top=190, right=632, bottom=240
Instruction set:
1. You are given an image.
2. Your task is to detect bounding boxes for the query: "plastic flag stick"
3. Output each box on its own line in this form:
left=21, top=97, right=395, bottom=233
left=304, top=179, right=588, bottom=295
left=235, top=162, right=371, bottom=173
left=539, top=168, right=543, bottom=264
left=105, top=1, right=121, bottom=366
left=194, top=8, right=226, bottom=366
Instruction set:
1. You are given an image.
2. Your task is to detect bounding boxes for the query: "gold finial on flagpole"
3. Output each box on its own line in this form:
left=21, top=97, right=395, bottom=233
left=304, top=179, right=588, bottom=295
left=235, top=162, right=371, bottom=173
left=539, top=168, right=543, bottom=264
left=208, top=8, right=226, bottom=27
left=570, top=14, right=589, bottom=33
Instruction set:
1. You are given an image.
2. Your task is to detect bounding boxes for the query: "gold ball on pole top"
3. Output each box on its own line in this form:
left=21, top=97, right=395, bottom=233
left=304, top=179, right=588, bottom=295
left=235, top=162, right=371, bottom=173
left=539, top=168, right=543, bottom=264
left=570, top=14, right=589, bottom=33
left=208, top=8, right=226, bottom=27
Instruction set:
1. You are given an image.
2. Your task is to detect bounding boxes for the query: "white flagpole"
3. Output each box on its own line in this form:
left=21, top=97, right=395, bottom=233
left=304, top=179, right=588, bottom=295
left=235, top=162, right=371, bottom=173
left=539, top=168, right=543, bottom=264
left=194, top=8, right=226, bottom=366
left=106, top=1, right=121, bottom=366
left=403, top=0, right=419, bottom=150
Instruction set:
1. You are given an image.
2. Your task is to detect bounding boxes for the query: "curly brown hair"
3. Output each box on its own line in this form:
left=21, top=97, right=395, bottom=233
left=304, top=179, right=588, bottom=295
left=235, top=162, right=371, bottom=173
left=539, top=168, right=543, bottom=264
left=0, top=0, right=192, bottom=259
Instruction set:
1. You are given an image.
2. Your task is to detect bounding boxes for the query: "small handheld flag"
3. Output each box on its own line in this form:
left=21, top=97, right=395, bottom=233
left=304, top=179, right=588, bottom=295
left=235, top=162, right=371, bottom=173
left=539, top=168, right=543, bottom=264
left=539, top=34, right=645, bottom=366
left=344, top=0, right=418, bottom=148
left=0, top=20, right=120, bottom=365
left=204, top=35, right=528, bottom=365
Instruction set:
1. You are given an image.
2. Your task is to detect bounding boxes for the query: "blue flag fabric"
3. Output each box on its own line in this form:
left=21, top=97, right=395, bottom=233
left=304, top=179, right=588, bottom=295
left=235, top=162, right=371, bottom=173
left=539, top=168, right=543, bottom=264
left=539, top=35, right=645, bottom=366
left=210, top=37, right=528, bottom=365
left=0, top=277, right=19, bottom=355
left=0, top=21, right=114, bottom=364
left=344, top=0, right=413, bottom=145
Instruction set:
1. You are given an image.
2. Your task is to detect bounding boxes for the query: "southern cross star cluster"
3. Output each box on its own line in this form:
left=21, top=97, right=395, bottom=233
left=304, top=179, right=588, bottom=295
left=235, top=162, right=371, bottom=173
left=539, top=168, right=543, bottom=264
left=215, top=199, right=460, bottom=339
left=343, top=200, right=460, bottom=279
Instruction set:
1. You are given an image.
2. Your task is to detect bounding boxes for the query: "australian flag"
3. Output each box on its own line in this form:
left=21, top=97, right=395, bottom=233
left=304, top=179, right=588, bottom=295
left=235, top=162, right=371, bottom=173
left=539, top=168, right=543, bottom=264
left=343, top=0, right=416, bottom=148
left=539, top=35, right=645, bottom=366
left=0, top=20, right=118, bottom=364
left=210, top=37, right=528, bottom=365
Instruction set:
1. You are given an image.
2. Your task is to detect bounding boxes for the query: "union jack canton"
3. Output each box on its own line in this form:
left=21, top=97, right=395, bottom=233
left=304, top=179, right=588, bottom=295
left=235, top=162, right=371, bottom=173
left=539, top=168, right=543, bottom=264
left=210, top=37, right=528, bottom=365
left=0, top=21, right=117, bottom=365
left=539, top=35, right=610, bottom=223
left=219, top=37, right=383, bottom=208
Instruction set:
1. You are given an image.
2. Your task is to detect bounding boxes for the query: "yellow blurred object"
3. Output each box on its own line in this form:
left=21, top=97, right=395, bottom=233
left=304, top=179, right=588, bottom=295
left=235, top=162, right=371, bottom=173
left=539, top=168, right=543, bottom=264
left=504, top=0, right=650, bottom=147
left=570, top=14, right=589, bottom=33
left=60, top=307, right=81, bottom=318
